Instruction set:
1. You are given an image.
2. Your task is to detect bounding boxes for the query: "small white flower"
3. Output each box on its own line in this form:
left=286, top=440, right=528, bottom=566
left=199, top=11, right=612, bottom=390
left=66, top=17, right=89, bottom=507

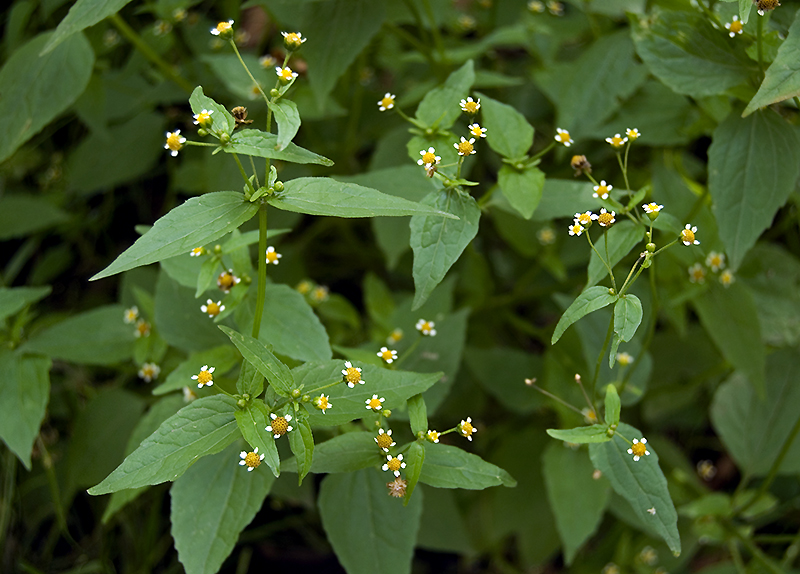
left=626, top=128, right=641, bottom=140
left=568, top=223, right=585, bottom=237
left=468, top=123, right=487, bottom=138
left=365, top=394, right=385, bottom=411
left=593, top=180, right=613, bottom=200
left=555, top=127, right=573, bottom=147
left=725, top=15, right=743, bottom=37
left=417, top=147, right=441, bottom=168
left=239, top=447, right=265, bottom=471
left=342, top=361, right=364, bottom=387
left=378, top=93, right=396, bottom=111
left=137, top=363, right=160, bottom=382
left=454, top=136, right=476, bottom=156
left=275, top=66, right=298, bottom=82
left=377, top=347, right=398, bottom=364
left=123, top=306, right=139, bottom=324
left=642, top=202, right=663, bottom=214
left=459, top=97, right=480, bottom=113
left=375, top=428, right=395, bottom=452
left=191, top=365, right=215, bottom=388
left=265, top=413, right=293, bottom=438
left=415, top=319, right=436, bottom=336
left=265, top=246, right=282, bottom=265
left=681, top=224, right=700, bottom=246
left=164, top=130, right=186, bottom=157
left=210, top=20, right=234, bottom=36
left=382, top=453, right=406, bottom=477
left=627, top=437, right=650, bottom=461
left=647, top=507, right=657, bottom=515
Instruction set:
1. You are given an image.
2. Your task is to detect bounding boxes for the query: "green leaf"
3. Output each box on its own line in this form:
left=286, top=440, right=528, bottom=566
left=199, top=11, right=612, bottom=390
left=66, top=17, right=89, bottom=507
left=0, top=286, right=51, bottom=323
left=0, top=32, right=94, bottom=163
left=234, top=404, right=279, bottom=477
left=693, top=282, right=765, bottom=396
left=630, top=9, right=754, bottom=98
left=92, top=192, right=258, bottom=280
left=552, top=286, right=618, bottom=345
left=604, top=385, right=621, bottom=427
left=0, top=196, right=68, bottom=240
left=542, top=443, right=610, bottom=564
left=318, top=469, right=423, bottom=574
left=21, top=305, right=135, bottom=365
left=268, top=99, right=301, bottom=150
left=464, top=346, right=544, bottom=414
left=611, top=294, right=643, bottom=366
left=88, top=395, right=240, bottom=495
left=171, top=444, right=275, bottom=574
left=0, top=350, right=51, bottom=469
left=219, top=326, right=294, bottom=396
left=587, top=221, right=644, bottom=287
left=268, top=177, right=458, bottom=219
left=708, top=110, right=800, bottom=269
left=710, top=348, right=800, bottom=476
left=42, top=0, right=132, bottom=54
left=419, top=443, right=516, bottom=489
left=415, top=60, right=475, bottom=130
left=226, top=129, right=333, bottom=166
left=476, top=92, right=534, bottom=159
left=283, top=431, right=381, bottom=474
left=410, top=190, right=480, bottom=310
left=287, top=412, right=314, bottom=484
left=588, top=423, right=681, bottom=554
left=546, top=425, right=611, bottom=444
left=498, top=165, right=545, bottom=220
left=407, top=394, right=428, bottom=436
left=744, top=10, right=800, bottom=115
left=194, top=257, right=218, bottom=298
left=235, top=360, right=264, bottom=398
left=189, top=86, right=236, bottom=135
left=404, top=442, right=425, bottom=505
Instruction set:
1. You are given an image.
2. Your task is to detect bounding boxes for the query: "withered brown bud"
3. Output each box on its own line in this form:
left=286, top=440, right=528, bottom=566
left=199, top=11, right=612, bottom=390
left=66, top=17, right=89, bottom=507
left=571, top=155, right=592, bottom=177
left=231, top=106, right=254, bottom=126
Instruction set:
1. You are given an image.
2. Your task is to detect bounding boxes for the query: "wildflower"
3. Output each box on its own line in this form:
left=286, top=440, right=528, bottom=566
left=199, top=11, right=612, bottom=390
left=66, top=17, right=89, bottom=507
left=571, top=154, right=591, bottom=176
left=554, top=128, right=573, bottom=147
left=192, top=365, right=215, bottom=388
left=603, top=564, right=621, bottom=574
left=415, top=319, right=436, bottom=336
left=458, top=14, right=477, bottom=30
left=593, top=469, right=603, bottom=480
left=378, top=93, right=396, bottom=111
left=386, top=477, right=408, bottom=498
left=311, top=285, right=329, bottom=302
left=123, top=306, right=139, bottom=324
left=547, top=0, right=564, bottom=15
left=574, top=211, right=596, bottom=227
left=626, top=128, right=641, bottom=140
left=616, top=352, right=633, bottom=366
left=593, top=180, right=612, bottom=200
left=375, top=429, right=395, bottom=451
left=342, top=361, right=365, bottom=388
left=417, top=147, right=441, bottom=168
left=313, top=394, right=332, bottom=414
left=596, top=208, right=616, bottom=228
left=173, top=8, right=187, bottom=22
left=528, top=0, right=545, bottom=12
left=265, top=413, right=293, bottom=438
left=537, top=227, right=556, bottom=245
left=568, top=223, right=585, bottom=237
left=153, top=20, right=172, bottom=36
left=138, top=363, right=160, bottom=382
left=382, top=454, right=406, bottom=477
left=459, top=97, right=480, bottom=114
left=458, top=417, right=477, bottom=441
left=164, top=130, right=186, bottom=157
left=265, top=246, right=282, bottom=265
left=134, top=319, right=151, bottom=338
left=276, top=66, right=298, bottom=83
left=217, top=269, right=240, bottom=293
left=688, top=263, right=706, bottom=284
left=455, top=136, right=476, bottom=156
left=426, top=430, right=440, bottom=443
left=377, top=347, right=398, bottom=364
left=582, top=408, right=598, bottom=424
left=755, top=0, right=780, bottom=17
left=239, top=447, right=265, bottom=471
left=190, top=246, right=206, bottom=257
left=681, top=224, right=700, bottom=246
left=706, top=251, right=725, bottom=272
left=720, top=269, right=735, bottom=287
left=103, top=29, right=120, bottom=47
left=366, top=394, right=385, bottom=411
left=182, top=386, right=197, bottom=402
left=281, top=31, right=306, bottom=50
left=234, top=29, right=249, bottom=46
left=647, top=507, right=657, bottom=515
left=387, top=328, right=403, bottom=345
left=296, top=279, right=313, bottom=294
left=606, top=133, right=627, bottom=148
left=640, top=546, right=658, bottom=565
left=642, top=202, right=663, bottom=214
left=627, top=437, right=650, bottom=461
left=259, top=54, right=277, bottom=68
left=193, top=109, right=214, bottom=128
left=697, top=459, right=717, bottom=480
left=200, top=299, right=225, bottom=318
left=468, top=123, right=487, bottom=138
left=210, top=20, right=234, bottom=38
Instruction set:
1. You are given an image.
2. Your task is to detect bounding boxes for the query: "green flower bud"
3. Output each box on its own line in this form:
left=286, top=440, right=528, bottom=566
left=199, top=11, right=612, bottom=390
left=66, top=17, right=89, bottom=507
left=197, top=128, right=208, bottom=137
left=646, top=242, right=656, bottom=253
left=219, top=132, right=231, bottom=145
left=273, top=181, right=284, bottom=192
left=291, top=389, right=302, bottom=399
left=270, top=88, right=280, bottom=98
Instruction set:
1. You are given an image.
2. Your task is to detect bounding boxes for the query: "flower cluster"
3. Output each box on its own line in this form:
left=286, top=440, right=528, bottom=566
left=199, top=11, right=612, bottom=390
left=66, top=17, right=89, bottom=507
left=687, top=251, right=734, bottom=287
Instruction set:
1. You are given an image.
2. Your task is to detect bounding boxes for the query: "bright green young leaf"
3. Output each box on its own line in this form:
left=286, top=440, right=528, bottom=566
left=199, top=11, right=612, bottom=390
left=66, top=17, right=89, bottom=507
left=710, top=348, right=800, bottom=476
left=543, top=443, right=610, bottom=564
left=498, top=165, right=545, bottom=220
left=268, top=99, right=301, bottom=150
left=234, top=405, right=279, bottom=477
left=88, top=396, right=240, bottom=495
left=404, top=442, right=425, bottom=506
left=171, top=444, right=275, bottom=574
left=476, top=92, right=534, bottom=159
left=92, top=192, right=258, bottom=280
left=587, top=221, right=644, bottom=287
left=0, top=286, right=51, bottom=323
left=407, top=394, right=428, bottom=436
left=419, top=443, right=516, bottom=489
left=552, top=286, right=617, bottom=344
left=283, top=432, right=380, bottom=474
left=0, top=32, right=94, bottom=163
left=415, top=60, right=475, bottom=129
left=287, top=412, right=314, bottom=484
left=153, top=345, right=240, bottom=396
left=219, top=326, right=293, bottom=396
left=0, top=350, right=51, bottom=469
left=235, top=360, right=264, bottom=398
left=189, top=86, right=236, bottom=135
left=410, top=190, right=480, bottom=310
left=318, top=469, right=423, bottom=574
left=610, top=294, right=643, bottom=366
left=226, top=129, right=333, bottom=166
left=42, top=0, right=132, bottom=54
left=707, top=110, right=800, bottom=269
left=0, top=196, right=68, bottom=240
left=604, top=385, right=621, bottom=427
left=588, top=423, right=681, bottom=554
left=744, top=11, right=800, bottom=115
left=194, top=258, right=218, bottom=298
left=268, top=177, right=458, bottom=219
left=546, top=425, right=611, bottom=444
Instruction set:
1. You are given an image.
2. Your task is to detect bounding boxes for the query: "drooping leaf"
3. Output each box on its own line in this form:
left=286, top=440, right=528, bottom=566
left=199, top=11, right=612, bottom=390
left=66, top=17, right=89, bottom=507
left=0, top=286, right=51, bottom=323
left=419, top=443, right=516, bottom=489
left=551, top=286, right=617, bottom=344
left=604, top=385, right=621, bottom=427
left=287, top=412, right=314, bottom=484
left=476, top=92, right=534, bottom=159
left=403, top=442, right=425, bottom=505
left=415, top=60, right=475, bottom=130
left=587, top=221, right=645, bottom=287
left=283, top=431, right=381, bottom=474
left=497, top=165, right=545, bottom=220
left=407, top=394, right=428, bottom=436
left=234, top=404, right=279, bottom=477
left=610, top=294, right=643, bottom=366
left=0, top=196, right=68, bottom=240
left=226, top=129, right=333, bottom=166
left=219, top=326, right=293, bottom=396
left=235, top=360, right=264, bottom=398
left=268, top=99, right=301, bottom=150
left=546, top=425, right=611, bottom=444
left=189, top=86, right=236, bottom=135
left=42, top=0, right=132, bottom=54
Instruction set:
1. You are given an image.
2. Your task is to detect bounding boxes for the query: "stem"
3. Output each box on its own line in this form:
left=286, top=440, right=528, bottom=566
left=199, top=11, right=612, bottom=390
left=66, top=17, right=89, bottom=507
left=592, top=314, right=616, bottom=402
left=392, top=336, right=423, bottom=369
left=232, top=153, right=256, bottom=195
left=529, top=384, right=586, bottom=416
left=251, top=204, right=268, bottom=338
left=109, top=14, right=193, bottom=93
left=618, top=252, right=647, bottom=296
left=620, top=260, right=658, bottom=393
left=384, top=22, right=435, bottom=68
left=616, top=151, right=630, bottom=192
left=456, top=156, right=464, bottom=180
left=757, top=15, right=765, bottom=73
left=575, top=375, right=599, bottom=420
left=248, top=155, right=260, bottom=188
left=228, top=40, right=269, bottom=105
left=36, top=437, right=79, bottom=549
left=530, top=141, right=556, bottom=162
left=0, top=450, right=16, bottom=551
left=586, top=231, right=617, bottom=291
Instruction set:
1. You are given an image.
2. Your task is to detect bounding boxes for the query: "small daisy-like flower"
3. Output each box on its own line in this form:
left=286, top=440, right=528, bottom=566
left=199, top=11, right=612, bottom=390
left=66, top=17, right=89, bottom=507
left=681, top=224, right=700, bottom=246
left=642, top=202, right=663, bottom=214
left=265, top=246, right=282, bottom=265
left=593, top=180, right=613, bottom=200
left=134, top=319, right=151, bottom=338
left=459, top=417, right=477, bottom=441
left=200, top=299, right=225, bottom=318
left=138, top=363, right=160, bottom=382
left=455, top=136, right=476, bottom=156
left=574, top=211, right=596, bottom=226
left=375, top=429, right=395, bottom=451
left=313, top=394, right=332, bottom=414
left=266, top=413, right=293, bottom=438
left=568, top=223, right=585, bottom=237
left=688, top=263, right=706, bottom=284
left=378, top=93, right=396, bottom=112
left=696, top=459, right=717, bottom=480
left=756, top=0, right=780, bottom=17
left=706, top=251, right=726, bottom=272
left=387, top=328, right=403, bottom=345
left=382, top=453, right=406, bottom=477
left=296, top=280, right=313, bottom=294
left=647, top=507, right=657, bottom=515
left=603, top=564, right=621, bottom=574
left=153, top=20, right=172, bottom=36
left=459, top=97, right=480, bottom=114
left=555, top=128, right=573, bottom=146
left=386, top=476, right=408, bottom=498
left=191, top=365, right=215, bottom=388
left=626, top=128, right=641, bottom=140
left=193, top=109, right=213, bottom=127
left=281, top=31, right=306, bottom=50
left=528, top=0, right=545, bottom=12
left=596, top=208, right=616, bottom=227
left=190, top=246, right=206, bottom=257
left=426, top=430, right=440, bottom=443
left=123, top=306, right=139, bottom=324
left=182, top=386, right=197, bottom=403
left=239, top=447, right=265, bottom=471
left=342, top=361, right=365, bottom=388
left=173, top=8, right=187, bottom=22
left=366, top=394, right=385, bottom=411
left=417, top=147, right=441, bottom=168
left=538, top=227, right=556, bottom=245
left=627, top=437, right=650, bottom=461
left=571, top=154, right=592, bottom=176
left=164, top=130, right=186, bottom=157
left=547, top=0, right=564, bottom=15
left=377, top=347, right=398, bottom=364
left=311, top=285, right=329, bottom=302
left=210, top=20, right=234, bottom=37
left=458, top=14, right=477, bottom=30
left=415, top=319, right=436, bottom=336
left=468, top=123, right=487, bottom=138
left=720, top=269, right=735, bottom=287
left=616, top=352, right=633, bottom=367
left=582, top=407, right=598, bottom=424
left=217, top=269, right=240, bottom=293
left=276, top=66, right=298, bottom=83
left=606, top=133, right=628, bottom=148
left=639, top=546, right=658, bottom=566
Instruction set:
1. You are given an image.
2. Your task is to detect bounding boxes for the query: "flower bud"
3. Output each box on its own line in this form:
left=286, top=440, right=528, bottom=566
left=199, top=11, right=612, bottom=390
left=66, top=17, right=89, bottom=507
left=273, top=181, right=284, bottom=192
left=237, top=398, right=247, bottom=408
left=301, top=394, right=311, bottom=403
left=197, top=128, right=208, bottom=137
left=291, top=389, right=302, bottom=399
left=570, top=154, right=592, bottom=177
left=646, top=242, right=656, bottom=253
left=270, top=88, right=280, bottom=98
left=219, top=133, right=231, bottom=145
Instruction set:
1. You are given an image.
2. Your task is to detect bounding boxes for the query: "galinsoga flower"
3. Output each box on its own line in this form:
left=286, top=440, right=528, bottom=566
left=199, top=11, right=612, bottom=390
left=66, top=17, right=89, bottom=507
left=528, top=0, right=545, bottom=12
left=696, top=459, right=717, bottom=480
left=756, top=0, right=779, bottom=17
left=627, top=437, right=650, bottom=461
left=210, top=20, right=234, bottom=37
left=593, top=180, right=612, bottom=200
left=415, top=319, right=436, bottom=336
left=455, top=136, right=476, bottom=156
left=342, top=361, right=364, bottom=387
left=626, top=128, right=641, bottom=140
left=688, top=263, right=706, bottom=284
left=239, top=447, right=265, bottom=471
left=647, top=507, right=657, bottom=515
left=134, top=319, right=150, bottom=338
left=606, top=133, right=627, bottom=148
left=571, top=154, right=591, bottom=176
left=574, top=211, right=596, bottom=227
left=459, top=97, right=480, bottom=114
left=201, top=299, right=224, bottom=317
left=417, top=147, right=441, bottom=168
left=377, top=347, right=397, bottom=364
left=459, top=417, right=477, bottom=441
left=366, top=394, right=385, bottom=411
left=597, top=208, right=615, bottom=227
left=639, top=546, right=658, bottom=566
left=123, top=306, right=139, bottom=324
left=378, top=93, right=396, bottom=111
left=311, top=285, right=329, bottom=302
left=706, top=251, right=725, bottom=272
left=259, top=54, right=277, bottom=69
left=296, top=280, right=313, bottom=294
left=182, top=386, right=197, bottom=402
left=426, top=430, right=440, bottom=443
left=190, top=246, right=206, bottom=257
left=265, top=246, right=282, bottom=264
left=387, top=328, right=403, bottom=345
left=275, top=66, right=298, bottom=82
left=554, top=128, right=573, bottom=146
left=193, top=109, right=213, bottom=127
left=642, top=202, right=663, bottom=214
left=538, top=227, right=556, bottom=245
left=547, top=0, right=564, bottom=15
left=164, top=130, right=186, bottom=157
left=720, top=269, right=735, bottom=287
left=313, top=394, right=332, bottom=413
left=217, top=269, right=240, bottom=293
left=192, top=365, right=215, bottom=388
left=266, top=413, right=293, bottom=438
left=468, top=123, right=487, bottom=138
left=281, top=31, right=306, bottom=50
left=375, top=429, right=395, bottom=451
left=681, top=224, right=700, bottom=246
left=382, top=454, right=406, bottom=477
left=138, top=363, right=160, bottom=382
left=616, top=352, right=633, bottom=366
left=568, top=223, right=585, bottom=237
left=386, top=477, right=408, bottom=498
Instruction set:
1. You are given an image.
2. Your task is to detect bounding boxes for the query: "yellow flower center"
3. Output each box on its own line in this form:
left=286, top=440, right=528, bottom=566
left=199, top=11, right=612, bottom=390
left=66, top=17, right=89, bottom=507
left=645, top=203, right=659, bottom=212
left=345, top=367, right=362, bottom=385
left=297, top=280, right=312, bottom=294
left=387, top=458, right=402, bottom=472
left=278, top=68, right=294, bottom=81
left=376, top=433, right=393, bottom=449
left=380, top=350, right=394, bottom=361
left=691, top=268, right=705, bottom=281
left=380, top=96, right=394, bottom=109
left=570, top=224, right=582, bottom=234
left=577, top=214, right=592, bottom=225
left=631, top=442, right=647, bottom=457
left=597, top=185, right=609, bottom=195
left=463, top=101, right=478, bottom=113
left=316, top=396, right=330, bottom=410
left=422, top=151, right=437, bottom=164
left=217, top=272, right=235, bottom=291
left=244, top=452, right=261, bottom=468
left=558, top=131, right=571, bottom=143
left=312, top=286, right=328, bottom=301
left=470, top=125, right=483, bottom=137
left=420, top=321, right=432, bottom=332
left=206, top=302, right=221, bottom=316
left=609, top=136, right=625, bottom=147
left=196, top=370, right=213, bottom=385
left=215, top=21, right=232, bottom=34
left=368, top=398, right=383, bottom=409
left=388, top=329, right=403, bottom=343
left=285, top=33, right=301, bottom=45
left=266, top=251, right=279, bottom=263
left=598, top=212, right=615, bottom=227
left=136, top=321, right=150, bottom=336
left=461, top=421, right=474, bottom=436
left=191, top=247, right=204, bottom=256
left=682, top=228, right=696, bottom=244
left=428, top=431, right=439, bottom=442
left=196, top=112, right=211, bottom=126
left=166, top=132, right=183, bottom=151
left=271, top=416, right=289, bottom=436
left=457, top=140, right=474, bottom=155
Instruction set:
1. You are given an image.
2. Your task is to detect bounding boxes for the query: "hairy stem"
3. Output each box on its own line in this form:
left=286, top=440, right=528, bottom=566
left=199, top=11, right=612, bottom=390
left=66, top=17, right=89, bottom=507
left=252, top=204, right=268, bottom=338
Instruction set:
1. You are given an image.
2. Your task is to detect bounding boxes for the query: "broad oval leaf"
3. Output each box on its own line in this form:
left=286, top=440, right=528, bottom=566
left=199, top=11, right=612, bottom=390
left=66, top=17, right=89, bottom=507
left=476, top=92, right=534, bottom=159
left=614, top=294, right=643, bottom=343
left=0, top=196, right=68, bottom=240
left=235, top=404, right=279, bottom=477
left=283, top=431, right=381, bottom=474
left=419, top=443, right=516, bottom=489
left=219, top=326, right=294, bottom=396
left=404, top=442, right=425, bottom=505
left=42, top=0, right=132, bottom=54
left=498, top=165, right=545, bottom=220
left=604, top=385, right=621, bottom=427
left=551, top=286, right=617, bottom=344
left=415, top=60, right=475, bottom=130
left=407, top=394, right=428, bottom=436
left=189, top=86, right=236, bottom=136
left=268, top=99, right=301, bottom=150
left=92, top=192, right=258, bottom=280
left=287, top=412, right=314, bottom=484
left=226, top=129, right=333, bottom=166
left=546, top=425, right=611, bottom=444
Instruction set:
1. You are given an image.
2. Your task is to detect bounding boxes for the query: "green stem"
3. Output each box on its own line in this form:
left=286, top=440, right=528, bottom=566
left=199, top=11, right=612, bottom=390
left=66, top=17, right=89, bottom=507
left=530, top=141, right=556, bottom=162
left=248, top=155, right=260, bottom=188
left=592, top=314, right=616, bottom=404
left=109, top=14, right=193, bottom=93
left=384, top=22, right=435, bottom=68
left=757, top=15, right=765, bottom=73
left=36, top=437, right=79, bottom=549
left=228, top=39, right=269, bottom=105
left=620, top=260, right=658, bottom=393
left=618, top=252, right=647, bottom=296
left=232, top=153, right=256, bottom=195
left=616, top=151, right=630, bottom=192
left=586, top=231, right=617, bottom=291
left=392, top=336, right=423, bottom=369
left=529, top=383, right=586, bottom=416
left=0, top=450, right=16, bottom=551
left=251, top=204, right=268, bottom=338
